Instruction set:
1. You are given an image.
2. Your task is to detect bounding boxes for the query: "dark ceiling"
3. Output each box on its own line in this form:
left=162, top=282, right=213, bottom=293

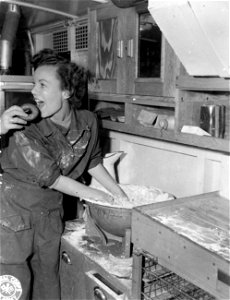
left=0, top=0, right=107, bottom=31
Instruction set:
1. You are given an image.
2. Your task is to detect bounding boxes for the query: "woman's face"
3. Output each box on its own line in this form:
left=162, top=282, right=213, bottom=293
left=31, top=65, right=68, bottom=118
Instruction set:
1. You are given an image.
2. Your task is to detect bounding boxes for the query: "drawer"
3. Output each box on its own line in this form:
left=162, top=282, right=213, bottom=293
left=85, top=270, right=128, bottom=300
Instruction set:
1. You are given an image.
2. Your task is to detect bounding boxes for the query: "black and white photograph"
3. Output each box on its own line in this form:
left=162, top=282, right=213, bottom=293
left=0, top=0, right=229, bottom=299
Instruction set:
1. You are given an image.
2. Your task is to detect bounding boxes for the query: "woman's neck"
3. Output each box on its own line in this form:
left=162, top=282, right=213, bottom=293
left=51, top=102, right=72, bottom=127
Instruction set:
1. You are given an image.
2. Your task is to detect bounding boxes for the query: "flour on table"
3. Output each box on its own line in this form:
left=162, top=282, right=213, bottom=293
left=152, top=212, right=230, bottom=261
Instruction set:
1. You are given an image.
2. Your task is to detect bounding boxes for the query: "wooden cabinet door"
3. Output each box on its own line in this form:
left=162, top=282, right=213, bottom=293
left=88, top=2, right=179, bottom=97
left=60, top=241, right=87, bottom=300
left=88, top=4, right=136, bottom=94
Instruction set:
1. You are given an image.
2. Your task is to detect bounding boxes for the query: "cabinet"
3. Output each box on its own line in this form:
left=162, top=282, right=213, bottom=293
left=88, top=2, right=229, bottom=154
left=60, top=221, right=132, bottom=300
left=88, top=3, right=134, bottom=94
left=88, top=2, right=179, bottom=97
left=60, top=240, right=87, bottom=300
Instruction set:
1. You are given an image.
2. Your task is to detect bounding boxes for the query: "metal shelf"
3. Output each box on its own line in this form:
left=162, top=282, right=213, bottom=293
left=141, top=253, right=216, bottom=300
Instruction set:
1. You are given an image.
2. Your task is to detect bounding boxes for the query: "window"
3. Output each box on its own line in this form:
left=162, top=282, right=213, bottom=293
left=138, top=12, right=162, bottom=78
left=75, top=24, right=88, bottom=50
left=53, top=30, right=68, bottom=53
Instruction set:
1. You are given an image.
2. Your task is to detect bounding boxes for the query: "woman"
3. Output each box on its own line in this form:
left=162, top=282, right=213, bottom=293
left=0, top=48, right=127, bottom=300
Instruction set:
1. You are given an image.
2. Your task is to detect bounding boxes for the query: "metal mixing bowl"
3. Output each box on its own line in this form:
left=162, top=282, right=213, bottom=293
left=84, top=184, right=175, bottom=238
left=85, top=202, right=131, bottom=237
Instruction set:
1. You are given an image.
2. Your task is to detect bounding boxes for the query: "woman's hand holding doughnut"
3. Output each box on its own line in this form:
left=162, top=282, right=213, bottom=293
left=0, top=104, right=39, bottom=135
left=0, top=106, right=27, bottom=135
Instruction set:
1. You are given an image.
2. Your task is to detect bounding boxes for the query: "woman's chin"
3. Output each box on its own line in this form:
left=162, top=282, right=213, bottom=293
left=41, top=113, right=49, bottom=119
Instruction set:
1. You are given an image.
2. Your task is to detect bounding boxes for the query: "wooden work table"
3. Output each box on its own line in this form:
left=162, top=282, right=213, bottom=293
left=131, top=192, right=230, bottom=299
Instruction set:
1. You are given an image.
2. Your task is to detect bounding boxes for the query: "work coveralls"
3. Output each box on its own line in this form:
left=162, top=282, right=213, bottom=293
left=0, top=109, right=102, bottom=300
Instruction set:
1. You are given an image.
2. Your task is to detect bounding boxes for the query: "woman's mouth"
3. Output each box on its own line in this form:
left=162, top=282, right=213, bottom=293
left=35, top=100, right=44, bottom=110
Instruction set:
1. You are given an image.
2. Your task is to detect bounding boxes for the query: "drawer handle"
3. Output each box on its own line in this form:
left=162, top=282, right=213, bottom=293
left=61, top=251, right=71, bottom=265
left=86, top=271, right=123, bottom=298
left=94, top=287, right=107, bottom=300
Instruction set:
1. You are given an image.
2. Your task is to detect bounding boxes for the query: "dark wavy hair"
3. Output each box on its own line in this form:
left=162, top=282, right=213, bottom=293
left=31, top=48, right=91, bottom=108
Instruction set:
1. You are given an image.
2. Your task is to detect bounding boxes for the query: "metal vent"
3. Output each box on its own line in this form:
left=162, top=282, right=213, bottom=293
left=53, top=30, right=68, bottom=52
left=75, top=24, right=88, bottom=50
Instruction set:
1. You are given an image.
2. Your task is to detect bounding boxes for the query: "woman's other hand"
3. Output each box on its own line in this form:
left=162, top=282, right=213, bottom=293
left=0, top=106, right=28, bottom=135
left=88, top=163, right=129, bottom=202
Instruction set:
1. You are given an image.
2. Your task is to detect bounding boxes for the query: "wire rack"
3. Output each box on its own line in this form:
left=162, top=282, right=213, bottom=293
left=141, top=253, right=216, bottom=300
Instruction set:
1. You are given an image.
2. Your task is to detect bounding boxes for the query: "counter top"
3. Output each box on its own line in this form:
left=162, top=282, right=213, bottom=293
left=141, top=192, right=229, bottom=261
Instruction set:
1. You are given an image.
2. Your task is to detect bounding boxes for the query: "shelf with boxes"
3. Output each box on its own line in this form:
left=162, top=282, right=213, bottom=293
left=175, top=76, right=230, bottom=153
left=88, top=92, right=177, bottom=141
left=88, top=92, right=230, bottom=153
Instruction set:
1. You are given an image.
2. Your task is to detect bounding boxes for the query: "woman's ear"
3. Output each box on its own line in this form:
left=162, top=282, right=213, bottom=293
left=62, top=90, right=70, bottom=100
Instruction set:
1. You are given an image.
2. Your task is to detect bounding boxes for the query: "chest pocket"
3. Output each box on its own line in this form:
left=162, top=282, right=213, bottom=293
left=44, top=125, right=91, bottom=172
left=71, top=128, right=91, bottom=157
left=58, top=127, right=91, bottom=170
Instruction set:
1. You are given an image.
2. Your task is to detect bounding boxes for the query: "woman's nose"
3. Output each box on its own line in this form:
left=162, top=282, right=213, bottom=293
left=31, top=85, right=37, bottom=96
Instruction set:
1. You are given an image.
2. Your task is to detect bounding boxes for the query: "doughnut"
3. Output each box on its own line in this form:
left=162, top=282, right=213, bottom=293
left=21, top=103, right=39, bottom=121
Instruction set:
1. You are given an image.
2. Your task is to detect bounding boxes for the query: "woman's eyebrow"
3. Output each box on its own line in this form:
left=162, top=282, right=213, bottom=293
left=38, top=78, right=49, bottom=83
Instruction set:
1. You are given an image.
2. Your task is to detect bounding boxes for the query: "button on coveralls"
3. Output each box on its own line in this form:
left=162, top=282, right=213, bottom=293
left=0, top=109, right=102, bottom=300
